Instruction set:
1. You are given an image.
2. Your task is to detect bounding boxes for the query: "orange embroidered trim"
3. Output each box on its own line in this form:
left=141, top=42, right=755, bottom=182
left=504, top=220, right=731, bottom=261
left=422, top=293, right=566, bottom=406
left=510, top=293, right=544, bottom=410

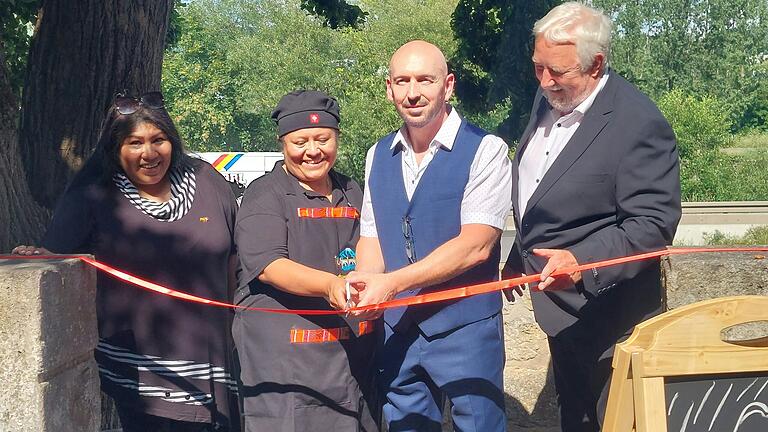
left=358, top=320, right=375, bottom=336
left=289, top=320, right=375, bottom=344
left=296, top=207, right=360, bottom=219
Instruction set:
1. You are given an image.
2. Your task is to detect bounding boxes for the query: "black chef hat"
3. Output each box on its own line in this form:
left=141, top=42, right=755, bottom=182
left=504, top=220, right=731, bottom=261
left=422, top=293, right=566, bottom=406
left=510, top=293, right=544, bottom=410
left=271, top=90, right=340, bottom=137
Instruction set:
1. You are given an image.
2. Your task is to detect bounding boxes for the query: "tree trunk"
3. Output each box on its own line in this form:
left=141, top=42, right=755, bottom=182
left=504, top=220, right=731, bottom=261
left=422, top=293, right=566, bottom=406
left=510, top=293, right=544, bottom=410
left=0, top=45, right=48, bottom=251
left=19, top=0, right=173, bottom=209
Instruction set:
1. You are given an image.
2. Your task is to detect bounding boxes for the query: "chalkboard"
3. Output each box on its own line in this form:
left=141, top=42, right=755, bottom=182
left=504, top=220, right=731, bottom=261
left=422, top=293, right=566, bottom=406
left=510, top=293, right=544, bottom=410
left=603, top=296, right=768, bottom=432
left=665, top=373, right=768, bottom=432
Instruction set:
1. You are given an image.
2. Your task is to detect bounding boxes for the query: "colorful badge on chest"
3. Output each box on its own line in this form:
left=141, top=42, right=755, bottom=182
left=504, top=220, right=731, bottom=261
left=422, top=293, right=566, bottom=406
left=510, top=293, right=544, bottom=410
left=336, top=247, right=356, bottom=275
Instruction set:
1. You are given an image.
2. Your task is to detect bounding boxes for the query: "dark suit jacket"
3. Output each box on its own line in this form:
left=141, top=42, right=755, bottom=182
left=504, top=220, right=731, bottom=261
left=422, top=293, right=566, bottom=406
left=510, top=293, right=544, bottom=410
left=506, top=72, right=682, bottom=342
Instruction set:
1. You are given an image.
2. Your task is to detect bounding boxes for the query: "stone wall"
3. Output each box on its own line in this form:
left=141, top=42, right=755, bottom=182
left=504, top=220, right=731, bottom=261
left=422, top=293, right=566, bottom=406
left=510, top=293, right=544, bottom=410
left=663, top=250, right=768, bottom=308
left=496, top=249, right=768, bottom=432
left=0, top=258, right=100, bottom=432
left=1, top=250, right=765, bottom=432
left=502, top=297, right=559, bottom=432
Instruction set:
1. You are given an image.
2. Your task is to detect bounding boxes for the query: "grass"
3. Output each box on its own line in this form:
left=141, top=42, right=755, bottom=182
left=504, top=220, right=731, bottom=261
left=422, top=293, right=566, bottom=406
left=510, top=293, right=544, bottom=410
left=730, top=131, right=768, bottom=149
left=721, top=131, right=768, bottom=156
left=704, top=225, right=768, bottom=245
left=708, top=132, right=768, bottom=201
left=683, top=151, right=768, bottom=201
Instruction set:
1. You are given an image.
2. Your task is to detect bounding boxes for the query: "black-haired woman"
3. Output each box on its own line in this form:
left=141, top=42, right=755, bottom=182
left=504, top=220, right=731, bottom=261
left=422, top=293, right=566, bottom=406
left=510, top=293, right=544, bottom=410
left=13, top=91, right=240, bottom=431
left=233, top=90, right=379, bottom=431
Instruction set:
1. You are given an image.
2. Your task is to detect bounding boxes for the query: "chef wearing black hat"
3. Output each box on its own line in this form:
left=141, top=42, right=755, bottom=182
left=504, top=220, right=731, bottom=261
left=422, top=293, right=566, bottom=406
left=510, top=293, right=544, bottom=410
left=233, top=90, right=379, bottom=431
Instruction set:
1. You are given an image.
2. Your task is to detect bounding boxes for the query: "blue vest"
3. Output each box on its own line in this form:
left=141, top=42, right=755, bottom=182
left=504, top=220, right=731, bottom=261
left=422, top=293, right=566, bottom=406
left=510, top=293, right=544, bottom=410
left=369, top=120, right=501, bottom=336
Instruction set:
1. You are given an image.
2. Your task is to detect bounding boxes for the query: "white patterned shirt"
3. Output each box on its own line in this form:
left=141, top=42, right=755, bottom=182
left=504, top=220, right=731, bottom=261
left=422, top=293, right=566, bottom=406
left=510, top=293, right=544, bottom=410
left=360, top=108, right=512, bottom=237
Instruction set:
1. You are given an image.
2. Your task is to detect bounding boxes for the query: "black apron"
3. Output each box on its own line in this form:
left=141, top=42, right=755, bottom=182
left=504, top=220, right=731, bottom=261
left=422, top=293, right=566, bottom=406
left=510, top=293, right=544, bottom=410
left=234, top=167, right=379, bottom=432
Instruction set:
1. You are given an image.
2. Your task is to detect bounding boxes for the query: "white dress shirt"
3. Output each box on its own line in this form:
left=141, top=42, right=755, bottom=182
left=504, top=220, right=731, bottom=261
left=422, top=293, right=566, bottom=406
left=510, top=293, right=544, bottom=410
left=517, top=73, right=610, bottom=221
left=360, top=108, right=512, bottom=237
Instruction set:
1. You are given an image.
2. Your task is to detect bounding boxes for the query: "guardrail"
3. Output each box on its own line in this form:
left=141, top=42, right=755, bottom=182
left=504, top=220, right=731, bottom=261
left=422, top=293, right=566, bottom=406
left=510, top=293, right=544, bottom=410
left=500, top=202, right=768, bottom=258
left=679, top=201, right=768, bottom=225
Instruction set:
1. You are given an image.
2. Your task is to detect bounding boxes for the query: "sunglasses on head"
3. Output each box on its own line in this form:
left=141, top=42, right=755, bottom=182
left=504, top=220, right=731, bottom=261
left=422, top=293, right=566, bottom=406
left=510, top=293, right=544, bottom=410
left=114, top=91, right=164, bottom=115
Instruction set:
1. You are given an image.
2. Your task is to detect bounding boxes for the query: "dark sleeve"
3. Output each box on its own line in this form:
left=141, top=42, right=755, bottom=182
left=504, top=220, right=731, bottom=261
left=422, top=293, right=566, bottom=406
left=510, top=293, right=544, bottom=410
left=228, top=194, right=238, bottom=255
left=568, top=111, right=682, bottom=296
left=505, top=240, right=524, bottom=274
left=234, top=178, right=288, bottom=286
left=41, top=185, right=96, bottom=254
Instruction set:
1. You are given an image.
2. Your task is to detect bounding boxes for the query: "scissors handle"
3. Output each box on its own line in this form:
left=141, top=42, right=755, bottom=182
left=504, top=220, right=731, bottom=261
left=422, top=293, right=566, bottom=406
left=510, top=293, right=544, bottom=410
left=344, top=281, right=352, bottom=310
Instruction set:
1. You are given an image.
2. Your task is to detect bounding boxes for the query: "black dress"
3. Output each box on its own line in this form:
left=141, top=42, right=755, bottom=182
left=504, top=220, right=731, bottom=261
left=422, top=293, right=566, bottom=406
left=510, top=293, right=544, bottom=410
left=43, top=162, right=240, bottom=429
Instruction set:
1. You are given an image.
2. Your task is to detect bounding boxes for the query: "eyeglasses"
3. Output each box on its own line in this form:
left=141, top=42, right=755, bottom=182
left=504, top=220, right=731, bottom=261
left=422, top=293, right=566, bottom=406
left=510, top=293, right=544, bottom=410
left=402, top=216, right=416, bottom=264
left=533, top=63, right=582, bottom=79
left=114, top=91, right=164, bottom=115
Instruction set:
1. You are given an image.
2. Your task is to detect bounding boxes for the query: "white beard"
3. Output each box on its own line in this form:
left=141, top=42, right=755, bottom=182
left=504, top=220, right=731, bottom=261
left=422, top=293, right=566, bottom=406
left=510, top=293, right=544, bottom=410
left=543, top=86, right=593, bottom=114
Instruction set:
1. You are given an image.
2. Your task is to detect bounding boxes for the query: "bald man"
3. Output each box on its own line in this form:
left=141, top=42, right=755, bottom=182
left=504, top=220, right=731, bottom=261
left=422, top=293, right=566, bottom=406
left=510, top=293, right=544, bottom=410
left=347, top=40, right=512, bottom=432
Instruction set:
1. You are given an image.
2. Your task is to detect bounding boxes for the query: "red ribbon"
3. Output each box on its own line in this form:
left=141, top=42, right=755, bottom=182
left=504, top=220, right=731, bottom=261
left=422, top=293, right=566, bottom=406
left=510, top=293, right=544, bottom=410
left=2, top=247, right=766, bottom=315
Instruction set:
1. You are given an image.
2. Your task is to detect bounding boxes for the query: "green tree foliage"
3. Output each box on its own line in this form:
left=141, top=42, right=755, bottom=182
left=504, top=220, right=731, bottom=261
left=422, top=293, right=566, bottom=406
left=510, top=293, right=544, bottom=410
left=450, top=0, right=559, bottom=142
left=162, top=1, right=259, bottom=152
left=657, top=89, right=768, bottom=201
left=656, top=89, right=731, bottom=159
left=162, top=0, right=458, bottom=181
left=593, top=0, right=768, bottom=130
left=300, top=0, right=367, bottom=29
left=164, top=0, right=767, bottom=200
left=0, top=0, right=38, bottom=99
left=739, top=62, right=768, bottom=132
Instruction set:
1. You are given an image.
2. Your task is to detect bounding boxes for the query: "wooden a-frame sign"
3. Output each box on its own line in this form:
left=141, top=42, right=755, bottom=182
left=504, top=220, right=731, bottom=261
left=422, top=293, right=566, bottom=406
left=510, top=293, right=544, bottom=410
left=603, top=295, right=768, bottom=432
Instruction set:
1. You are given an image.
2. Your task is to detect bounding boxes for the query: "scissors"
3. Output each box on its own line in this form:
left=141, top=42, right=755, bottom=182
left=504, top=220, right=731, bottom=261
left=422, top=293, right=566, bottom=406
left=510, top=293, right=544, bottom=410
left=344, top=281, right=353, bottom=315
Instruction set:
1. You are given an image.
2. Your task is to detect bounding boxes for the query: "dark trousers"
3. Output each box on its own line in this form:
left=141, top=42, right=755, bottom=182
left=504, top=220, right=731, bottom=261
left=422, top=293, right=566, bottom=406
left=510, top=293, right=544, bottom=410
left=116, top=403, right=227, bottom=432
left=547, top=332, right=615, bottom=432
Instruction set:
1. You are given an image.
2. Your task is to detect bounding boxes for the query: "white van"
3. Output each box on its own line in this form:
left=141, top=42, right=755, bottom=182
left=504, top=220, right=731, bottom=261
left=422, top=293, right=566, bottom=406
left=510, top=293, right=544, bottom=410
left=191, top=151, right=283, bottom=200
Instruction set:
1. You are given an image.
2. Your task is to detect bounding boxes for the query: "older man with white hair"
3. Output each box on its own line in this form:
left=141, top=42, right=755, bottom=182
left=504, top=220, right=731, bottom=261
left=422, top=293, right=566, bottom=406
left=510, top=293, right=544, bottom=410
left=503, top=2, right=681, bottom=430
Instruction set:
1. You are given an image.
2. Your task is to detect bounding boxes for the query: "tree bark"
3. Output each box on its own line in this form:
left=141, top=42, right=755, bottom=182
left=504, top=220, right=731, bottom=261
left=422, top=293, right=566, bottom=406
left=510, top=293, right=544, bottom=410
left=0, top=45, right=48, bottom=251
left=19, top=0, right=173, bottom=209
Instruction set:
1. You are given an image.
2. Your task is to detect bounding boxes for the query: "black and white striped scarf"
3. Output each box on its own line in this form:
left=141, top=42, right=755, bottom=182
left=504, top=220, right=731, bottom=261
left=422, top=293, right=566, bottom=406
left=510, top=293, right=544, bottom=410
left=113, top=166, right=196, bottom=222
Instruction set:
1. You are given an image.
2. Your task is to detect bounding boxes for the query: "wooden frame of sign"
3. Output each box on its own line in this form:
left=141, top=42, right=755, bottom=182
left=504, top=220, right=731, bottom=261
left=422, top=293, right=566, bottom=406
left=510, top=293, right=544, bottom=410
left=603, top=295, right=768, bottom=432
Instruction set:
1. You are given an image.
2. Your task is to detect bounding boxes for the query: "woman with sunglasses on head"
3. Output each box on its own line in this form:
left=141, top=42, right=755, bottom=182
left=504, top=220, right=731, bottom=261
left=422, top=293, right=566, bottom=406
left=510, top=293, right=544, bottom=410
left=232, top=90, right=379, bottom=431
left=13, top=91, right=240, bottom=431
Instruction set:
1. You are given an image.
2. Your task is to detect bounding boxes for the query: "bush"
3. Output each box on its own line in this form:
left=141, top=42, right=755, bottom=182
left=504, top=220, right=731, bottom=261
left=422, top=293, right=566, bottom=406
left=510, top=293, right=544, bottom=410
left=654, top=89, right=767, bottom=201
left=656, top=89, right=732, bottom=159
